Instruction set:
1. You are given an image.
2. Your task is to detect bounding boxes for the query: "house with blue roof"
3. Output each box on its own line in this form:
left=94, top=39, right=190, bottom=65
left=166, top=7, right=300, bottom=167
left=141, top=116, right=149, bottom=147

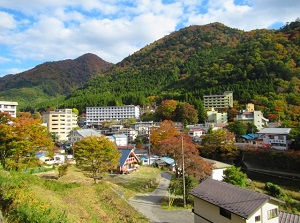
left=117, top=148, right=140, bottom=174
left=154, top=157, right=175, bottom=171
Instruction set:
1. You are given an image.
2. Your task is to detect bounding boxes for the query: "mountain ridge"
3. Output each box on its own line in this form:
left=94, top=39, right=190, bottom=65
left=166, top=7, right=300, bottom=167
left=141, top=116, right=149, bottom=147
left=0, top=53, right=113, bottom=107
left=1, top=20, right=300, bottom=124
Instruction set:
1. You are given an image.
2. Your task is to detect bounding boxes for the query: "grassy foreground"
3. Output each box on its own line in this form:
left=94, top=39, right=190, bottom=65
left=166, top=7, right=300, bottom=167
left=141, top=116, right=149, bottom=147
left=0, top=165, right=160, bottom=223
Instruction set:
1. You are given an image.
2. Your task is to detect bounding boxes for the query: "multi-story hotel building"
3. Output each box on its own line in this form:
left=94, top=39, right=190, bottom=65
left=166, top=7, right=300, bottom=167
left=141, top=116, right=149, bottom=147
left=42, top=108, right=78, bottom=142
left=0, top=101, right=18, bottom=117
left=203, top=91, right=233, bottom=109
left=86, top=105, right=140, bottom=127
left=236, top=103, right=269, bottom=130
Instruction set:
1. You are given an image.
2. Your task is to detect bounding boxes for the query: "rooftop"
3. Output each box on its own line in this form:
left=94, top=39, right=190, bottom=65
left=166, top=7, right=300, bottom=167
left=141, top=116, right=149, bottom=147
left=258, top=128, right=291, bottom=135
left=190, top=179, right=283, bottom=219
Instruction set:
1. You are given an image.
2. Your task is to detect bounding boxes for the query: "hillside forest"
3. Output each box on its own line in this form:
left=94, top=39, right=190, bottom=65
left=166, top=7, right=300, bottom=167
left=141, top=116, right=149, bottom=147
left=62, top=20, right=300, bottom=126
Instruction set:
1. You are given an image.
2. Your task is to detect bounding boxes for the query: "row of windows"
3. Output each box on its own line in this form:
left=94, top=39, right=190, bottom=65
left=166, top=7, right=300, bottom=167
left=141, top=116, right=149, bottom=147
left=51, top=128, right=72, bottom=131
left=51, top=115, right=73, bottom=118
left=88, top=114, right=136, bottom=117
left=0, top=105, right=16, bottom=109
left=87, top=108, right=137, bottom=111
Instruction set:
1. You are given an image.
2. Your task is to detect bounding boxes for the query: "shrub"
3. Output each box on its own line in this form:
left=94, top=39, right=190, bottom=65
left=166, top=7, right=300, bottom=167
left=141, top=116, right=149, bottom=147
left=58, top=164, right=68, bottom=178
left=264, top=182, right=286, bottom=199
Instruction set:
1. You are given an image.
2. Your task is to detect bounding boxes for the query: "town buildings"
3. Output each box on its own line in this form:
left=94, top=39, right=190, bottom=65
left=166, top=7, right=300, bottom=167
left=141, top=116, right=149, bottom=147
left=206, top=107, right=228, bottom=124
left=203, top=91, right=233, bottom=109
left=86, top=105, right=140, bottom=127
left=236, top=103, right=269, bottom=130
left=0, top=101, right=18, bottom=117
left=42, top=108, right=78, bottom=142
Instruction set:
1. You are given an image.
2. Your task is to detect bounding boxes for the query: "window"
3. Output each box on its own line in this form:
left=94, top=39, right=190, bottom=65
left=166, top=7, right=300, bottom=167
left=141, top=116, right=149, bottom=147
left=255, top=215, right=261, bottom=222
left=220, top=208, right=231, bottom=219
left=267, top=208, right=278, bottom=219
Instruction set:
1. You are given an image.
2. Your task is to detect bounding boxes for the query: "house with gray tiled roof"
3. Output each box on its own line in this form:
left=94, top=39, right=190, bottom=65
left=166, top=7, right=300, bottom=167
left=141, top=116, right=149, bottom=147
left=257, top=128, right=292, bottom=150
left=190, top=179, right=284, bottom=223
left=68, top=129, right=101, bottom=144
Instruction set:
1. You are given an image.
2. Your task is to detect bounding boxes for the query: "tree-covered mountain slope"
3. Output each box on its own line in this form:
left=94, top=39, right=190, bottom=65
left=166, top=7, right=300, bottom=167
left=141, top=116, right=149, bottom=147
left=64, top=20, right=300, bottom=122
left=0, top=53, right=113, bottom=108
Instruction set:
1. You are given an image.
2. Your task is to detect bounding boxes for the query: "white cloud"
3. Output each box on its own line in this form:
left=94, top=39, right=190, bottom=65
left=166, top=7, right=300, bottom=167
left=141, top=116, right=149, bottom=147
left=0, top=56, right=11, bottom=64
left=0, top=11, right=17, bottom=30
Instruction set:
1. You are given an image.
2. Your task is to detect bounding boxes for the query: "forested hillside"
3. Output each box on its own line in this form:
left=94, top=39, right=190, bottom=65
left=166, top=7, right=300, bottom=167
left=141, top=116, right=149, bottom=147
left=0, top=53, right=112, bottom=108
left=63, top=20, right=300, bottom=123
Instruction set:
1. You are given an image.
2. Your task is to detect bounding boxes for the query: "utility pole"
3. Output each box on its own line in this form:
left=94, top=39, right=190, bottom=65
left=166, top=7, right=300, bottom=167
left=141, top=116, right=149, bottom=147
left=182, top=135, right=186, bottom=207
left=148, top=126, right=151, bottom=166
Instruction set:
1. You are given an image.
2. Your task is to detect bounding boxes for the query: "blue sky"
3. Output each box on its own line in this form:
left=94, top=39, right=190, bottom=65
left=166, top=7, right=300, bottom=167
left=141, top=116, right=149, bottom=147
left=0, top=0, right=299, bottom=77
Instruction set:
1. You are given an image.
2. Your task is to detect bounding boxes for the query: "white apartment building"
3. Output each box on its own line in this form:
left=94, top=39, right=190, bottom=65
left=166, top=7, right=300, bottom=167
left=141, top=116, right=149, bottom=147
left=258, top=128, right=292, bottom=150
left=207, top=107, right=228, bottom=124
left=203, top=91, right=233, bottom=109
left=236, top=103, right=269, bottom=130
left=0, top=101, right=18, bottom=117
left=42, top=108, right=78, bottom=142
left=86, top=105, right=140, bottom=126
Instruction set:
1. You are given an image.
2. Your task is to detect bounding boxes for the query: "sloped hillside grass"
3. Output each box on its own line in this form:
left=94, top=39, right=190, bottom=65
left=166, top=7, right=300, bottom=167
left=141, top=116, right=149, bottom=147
left=106, top=166, right=161, bottom=199
left=0, top=165, right=152, bottom=223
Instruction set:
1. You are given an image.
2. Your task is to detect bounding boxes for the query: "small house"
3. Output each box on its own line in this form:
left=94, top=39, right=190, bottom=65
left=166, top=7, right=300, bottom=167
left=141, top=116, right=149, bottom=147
left=117, top=148, right=140, bottom=174
left=190, top=179, right=284, bottom=223
left=68, top=129, right=101, bottom=144
left=257, top=128, right=292, bottom=150
left=203, top=158, right=231, bottom=181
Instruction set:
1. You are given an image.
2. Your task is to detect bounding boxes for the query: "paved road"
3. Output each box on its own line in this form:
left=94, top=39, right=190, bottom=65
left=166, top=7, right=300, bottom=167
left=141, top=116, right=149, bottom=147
left=129, top=172, right=194, bottom=223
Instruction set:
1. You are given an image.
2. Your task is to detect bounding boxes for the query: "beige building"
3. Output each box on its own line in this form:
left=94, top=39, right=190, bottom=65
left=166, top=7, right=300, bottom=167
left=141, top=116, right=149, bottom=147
left=203, top=91, right=233, bottom=109
left=42, top=108, right=78, bottom=142
left=207, top=107, right=228, bottom=124
left=0, top=101, right=18, bottom=117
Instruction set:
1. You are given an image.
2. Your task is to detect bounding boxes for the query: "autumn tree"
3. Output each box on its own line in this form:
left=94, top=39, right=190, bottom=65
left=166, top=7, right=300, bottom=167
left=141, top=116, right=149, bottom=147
left=175, top=103, right=198, bottom=125
left=150, top=120, right=180, bottom=149
left=153, top=133, right=213, bottom=206
left=0, top=113, right=54, bottom=171
left=156, top=100, right=178, bottom=120
left=200, top=129, right=237, bottom=163
left=74, top=135, right=121, bottom=183
left=8, top=116, right=54, bottom=171
left=0, top=113, right=15, bottom=169
left=227, top=107, right=239, bottom=122
left=153, top=133, right=212, bottom=179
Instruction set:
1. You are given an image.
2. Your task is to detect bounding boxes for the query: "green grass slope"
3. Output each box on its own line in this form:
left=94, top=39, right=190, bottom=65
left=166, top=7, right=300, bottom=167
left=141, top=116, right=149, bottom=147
left=0, top=166, right=160, bottom=223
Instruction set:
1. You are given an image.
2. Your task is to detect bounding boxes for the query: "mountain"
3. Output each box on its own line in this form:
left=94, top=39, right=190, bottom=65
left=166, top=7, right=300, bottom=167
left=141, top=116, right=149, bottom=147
left=1, top=20, right=300, bottom=123
left=63, top=20, right=300, bottom=123
left=0, top=53, right=113, bottom=108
